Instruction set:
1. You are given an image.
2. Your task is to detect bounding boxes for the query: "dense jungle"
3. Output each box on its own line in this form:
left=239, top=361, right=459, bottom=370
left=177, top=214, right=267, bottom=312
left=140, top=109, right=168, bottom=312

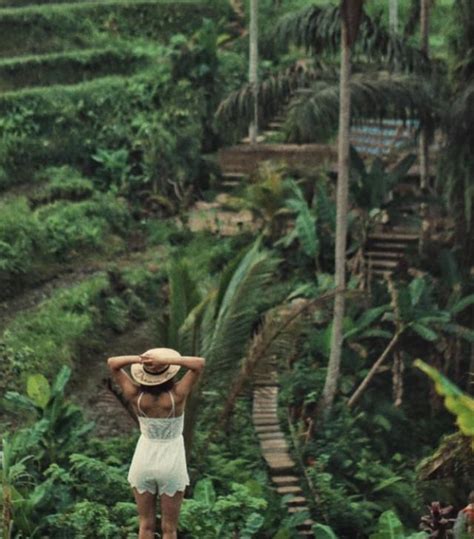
left=0, top=0, right=473, bottom=537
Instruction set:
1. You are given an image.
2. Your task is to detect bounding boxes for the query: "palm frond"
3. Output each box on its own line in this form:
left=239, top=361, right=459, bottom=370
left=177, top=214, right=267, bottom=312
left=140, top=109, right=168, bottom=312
left=203, top=241, right=281, bottom=380
left=285, top=72, right=436, bottom=143
left=215, top=63, right=319, bottom=128
left=212, top=302, right=307, bottom=434
left=277, top=5, right=430, bottom=73
left=178, top=294, right=212, bottom=356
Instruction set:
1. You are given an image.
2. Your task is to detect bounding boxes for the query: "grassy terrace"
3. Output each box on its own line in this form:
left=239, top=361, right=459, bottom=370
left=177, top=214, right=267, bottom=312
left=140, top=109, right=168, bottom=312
left=0, top=68, right=166, bottom=186
left=0, top=0, right=216, bottom=57
left=0, top=45, right=153, bottom=91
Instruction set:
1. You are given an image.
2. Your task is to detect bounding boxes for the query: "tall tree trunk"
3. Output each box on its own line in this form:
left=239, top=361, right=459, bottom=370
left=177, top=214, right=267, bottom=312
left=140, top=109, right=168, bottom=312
left=389, top=0, right=399, bottom=33
left=419, top=0, right=430, bottom=189
left=320, top=13, right=352, bottom=417
left=249, top=0, right=259, bottom=144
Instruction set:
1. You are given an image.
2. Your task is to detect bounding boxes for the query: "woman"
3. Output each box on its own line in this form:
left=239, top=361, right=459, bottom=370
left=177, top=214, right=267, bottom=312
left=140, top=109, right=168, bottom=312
left=107, top=347, right=205, bottom=539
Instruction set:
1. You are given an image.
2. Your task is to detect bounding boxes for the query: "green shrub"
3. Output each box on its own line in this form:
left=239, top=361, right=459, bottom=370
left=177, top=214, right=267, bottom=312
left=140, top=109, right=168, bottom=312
left=32, top=166, right=95, bottom=205
left=0, top=197, right=42, bottom=274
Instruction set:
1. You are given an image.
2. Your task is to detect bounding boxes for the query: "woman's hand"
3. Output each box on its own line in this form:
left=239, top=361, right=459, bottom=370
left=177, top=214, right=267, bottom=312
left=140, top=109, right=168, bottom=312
left=139, top=354, right=173, bottom=367
left=140, top=354, right=205, bottom=372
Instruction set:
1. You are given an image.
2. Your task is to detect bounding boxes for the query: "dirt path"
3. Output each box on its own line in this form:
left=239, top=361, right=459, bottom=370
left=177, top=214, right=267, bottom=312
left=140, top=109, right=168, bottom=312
left=70, top=320, right=156, bottom=438
left=0, top=242, right=164, bottom=331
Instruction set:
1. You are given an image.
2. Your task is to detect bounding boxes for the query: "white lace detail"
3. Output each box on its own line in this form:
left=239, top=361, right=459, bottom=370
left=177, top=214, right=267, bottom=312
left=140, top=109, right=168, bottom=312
left=137, top=414, right=184, bottom=440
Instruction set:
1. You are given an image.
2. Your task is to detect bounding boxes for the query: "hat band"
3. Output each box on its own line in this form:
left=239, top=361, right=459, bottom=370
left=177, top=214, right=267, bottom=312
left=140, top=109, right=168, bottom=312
left=143, top=364, right=170, bottom=376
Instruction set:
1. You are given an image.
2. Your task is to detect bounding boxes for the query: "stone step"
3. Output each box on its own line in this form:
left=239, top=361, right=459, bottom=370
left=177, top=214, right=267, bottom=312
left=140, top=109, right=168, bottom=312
left=364, top=259, right=399, bottom=269
left=264, top=458, right=295, bottom=471
left=254, top=417, right=280, bottom=426
left=254, top=388, right=279, bottom=395
left=366, top=241, right=408, bottom=250
left=276, top=485, right=303, bottom=495
left=253, top=379, right=280, bottom=386
left=368, top=232, right=419, bottom=242
left=288, top=506, right=307, bottom=513
left=258, top=432, right=286, bottom=440
left=297, top=519, right=316, bottom=531
left=364, top=250, right=405, bottom=258
left=271, top=475, right=300, bottom=486
left=297, top=531, right=314, bottom=537
left=268, top=121, right=283, bottom=129
left=253, top=404, right=278, bottom=409
left=263, top=448, right=290, bottom=456
left=254, top=425, right=281, bottom=433
left=260, top=438, right=289, bottom=447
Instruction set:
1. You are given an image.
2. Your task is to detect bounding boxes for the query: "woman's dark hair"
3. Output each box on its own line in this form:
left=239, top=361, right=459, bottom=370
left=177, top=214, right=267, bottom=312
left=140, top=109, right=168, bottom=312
left=140, top=378, right=175, bottom=395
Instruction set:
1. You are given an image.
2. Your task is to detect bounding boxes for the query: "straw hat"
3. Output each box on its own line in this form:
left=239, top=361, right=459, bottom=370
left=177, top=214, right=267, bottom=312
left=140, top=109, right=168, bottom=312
left=130, top=348, right=181, bottom=386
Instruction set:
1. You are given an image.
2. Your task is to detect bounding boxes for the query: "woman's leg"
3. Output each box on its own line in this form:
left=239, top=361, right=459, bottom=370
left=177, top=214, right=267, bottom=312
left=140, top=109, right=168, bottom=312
left=133, top=488, right=157, bottom=539
left=160, top=490, right=185, bottom=539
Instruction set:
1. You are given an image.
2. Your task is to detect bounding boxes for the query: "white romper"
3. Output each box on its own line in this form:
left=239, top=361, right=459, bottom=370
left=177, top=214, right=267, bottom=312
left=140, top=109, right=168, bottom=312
left=127, top=390, right=190, bottom=496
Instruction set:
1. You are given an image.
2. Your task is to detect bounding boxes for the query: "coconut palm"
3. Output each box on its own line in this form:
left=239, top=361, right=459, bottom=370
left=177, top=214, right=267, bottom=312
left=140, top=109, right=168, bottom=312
left=249, top=0, right=259, bottom=143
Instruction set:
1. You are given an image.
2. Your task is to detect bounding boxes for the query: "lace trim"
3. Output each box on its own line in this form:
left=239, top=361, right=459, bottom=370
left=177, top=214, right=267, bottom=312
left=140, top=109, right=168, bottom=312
left=129, top=480, right=190, bottom=497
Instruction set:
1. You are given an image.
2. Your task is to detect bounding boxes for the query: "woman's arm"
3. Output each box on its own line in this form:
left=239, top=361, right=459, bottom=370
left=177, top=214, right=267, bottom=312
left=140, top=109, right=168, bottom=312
left=140, top=354, right=205, bottom=372
left=107, top=355, right=141, bottom=400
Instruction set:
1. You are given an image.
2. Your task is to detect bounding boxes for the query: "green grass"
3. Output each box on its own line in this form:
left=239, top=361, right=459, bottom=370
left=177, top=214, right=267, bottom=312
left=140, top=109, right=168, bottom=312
left=0, top=45, right=153, bottom=91
left=0, top=1, right=216, bottom=57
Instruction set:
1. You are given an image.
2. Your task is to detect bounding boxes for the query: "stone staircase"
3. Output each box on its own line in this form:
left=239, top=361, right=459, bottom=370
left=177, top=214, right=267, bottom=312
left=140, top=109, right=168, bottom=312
left=252, top=367, right=316, bottom=537
left=363, top=228, right=420, bottom=278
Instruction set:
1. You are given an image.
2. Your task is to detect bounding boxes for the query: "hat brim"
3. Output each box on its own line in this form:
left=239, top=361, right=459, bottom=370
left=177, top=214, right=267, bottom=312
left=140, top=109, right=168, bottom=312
left=130, top=363, right=181, bottom=386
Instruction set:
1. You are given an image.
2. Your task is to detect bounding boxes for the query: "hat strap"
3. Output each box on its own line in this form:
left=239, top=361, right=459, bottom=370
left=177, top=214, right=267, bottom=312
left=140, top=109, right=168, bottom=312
left=143, top=364, right=170, bottom=375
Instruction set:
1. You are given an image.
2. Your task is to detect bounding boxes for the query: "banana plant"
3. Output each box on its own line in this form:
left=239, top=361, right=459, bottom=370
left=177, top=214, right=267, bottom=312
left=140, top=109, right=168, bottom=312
left=2, top=367, right=94, bottom=467
left=348, top=277, right=474, bottom=408
left=350, top=147, right=417, bottom=213
left=276, top=180, right=320, bottom=266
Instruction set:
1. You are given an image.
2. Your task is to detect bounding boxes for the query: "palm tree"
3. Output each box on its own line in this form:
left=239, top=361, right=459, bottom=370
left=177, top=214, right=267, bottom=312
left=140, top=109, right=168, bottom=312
left=419, top=0, right=432, bottom=190
left=249, top=0, right=259, bottom=143
left=389, top=0, right=399, bottom=33
left=321, top=1, right=364, bottom=418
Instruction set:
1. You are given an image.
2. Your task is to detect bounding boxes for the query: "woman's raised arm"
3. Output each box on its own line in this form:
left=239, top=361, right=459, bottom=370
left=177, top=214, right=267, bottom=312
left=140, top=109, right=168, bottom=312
left=107, top=355, right=141, bottom=400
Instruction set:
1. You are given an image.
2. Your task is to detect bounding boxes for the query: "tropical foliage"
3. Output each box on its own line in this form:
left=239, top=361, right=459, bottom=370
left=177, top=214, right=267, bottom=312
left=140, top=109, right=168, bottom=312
left=0, top=0, right=473, bottom=538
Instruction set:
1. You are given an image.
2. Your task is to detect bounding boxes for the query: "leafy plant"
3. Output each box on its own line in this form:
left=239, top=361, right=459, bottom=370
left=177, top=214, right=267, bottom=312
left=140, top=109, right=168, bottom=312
left=3, top=366, right=94, bottom=467
left=414, top=360, right=474, bottom=450
left=369, top=510, right=427, bottom=539
left=179, top=478, right=267, bottom=539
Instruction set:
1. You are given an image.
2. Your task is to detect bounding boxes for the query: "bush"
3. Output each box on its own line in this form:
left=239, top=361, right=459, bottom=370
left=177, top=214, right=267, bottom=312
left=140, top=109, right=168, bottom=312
left=31, top=166, right=95, bottom=205
left=0, top=197, right=42, bottom=275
